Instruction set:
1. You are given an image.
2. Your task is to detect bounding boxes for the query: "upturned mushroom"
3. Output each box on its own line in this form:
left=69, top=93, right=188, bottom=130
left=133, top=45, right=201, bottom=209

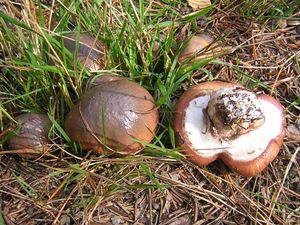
left=64, top=75, right=158, bottom=155
left=63, top=33, right=108, bottom=71
left=174, top=81, right=286, bottom=176
left=8, top=113, right=52, bottom=158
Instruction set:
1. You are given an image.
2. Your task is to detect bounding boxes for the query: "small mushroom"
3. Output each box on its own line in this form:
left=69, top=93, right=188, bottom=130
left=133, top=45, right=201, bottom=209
left=174, top=81, right=286, bottom=176
left=64, top=75, right=158, bottom=155
left=152, top=40, right=160, bottom=56
left=178, top=33, right=216, bottom=63
left=8, top=113, right=51, bottom=158
left=63, top=33, right=108, bottom=71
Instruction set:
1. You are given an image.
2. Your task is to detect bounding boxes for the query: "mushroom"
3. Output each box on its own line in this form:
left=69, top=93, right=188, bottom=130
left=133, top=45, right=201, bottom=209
left=64, top=75, right=158, bottom=155
left=173, top=81, right=286, bottom=176
left=82, top=73, right=123, bottom=93
left=8, top=113, right=52, bottom=158
left=63, top=33, right=108, bottom=71
left=178, top=33, right=216, bottom=63
left=152, top=41, right=160, bottom=56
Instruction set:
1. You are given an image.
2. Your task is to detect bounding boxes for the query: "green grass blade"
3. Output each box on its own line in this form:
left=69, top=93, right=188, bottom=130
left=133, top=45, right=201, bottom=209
left=47, top=113, right=71, bottom=141
left=0, top=11, right=36, bottom=33
left=140, top=163, right=165, bottom=192
left=181, top=4, right=214, bottom=22
left=13, top=174, right=38, bottom=199
left=0, top=208, right=5, bottom=225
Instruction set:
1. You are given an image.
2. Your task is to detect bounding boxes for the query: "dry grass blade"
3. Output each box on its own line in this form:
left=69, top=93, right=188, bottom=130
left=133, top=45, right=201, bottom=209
left=187, top=0, right=211, bottom=10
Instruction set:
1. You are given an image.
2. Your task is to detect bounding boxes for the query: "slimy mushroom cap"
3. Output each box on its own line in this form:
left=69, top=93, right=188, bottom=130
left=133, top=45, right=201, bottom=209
left=64, top=75, right=158, bottom=155
left=179, top=33, right=215, bottom=63
left=63, top=33, right=108, bottom=71
left=8, top=113, right=51, bottom=158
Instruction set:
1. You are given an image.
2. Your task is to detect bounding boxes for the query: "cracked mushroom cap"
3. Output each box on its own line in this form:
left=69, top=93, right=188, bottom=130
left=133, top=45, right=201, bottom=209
left=64, top=75, right=158, bottom=155
left=63, top=33, right=107, bottom=71
left=8, top=113, right=51, bottom=158
left=174, top=81, right=286, bottom=176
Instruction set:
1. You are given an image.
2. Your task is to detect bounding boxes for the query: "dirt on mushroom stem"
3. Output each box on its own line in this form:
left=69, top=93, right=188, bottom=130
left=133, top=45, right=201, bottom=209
left=207, top=87, right=265, bottom=140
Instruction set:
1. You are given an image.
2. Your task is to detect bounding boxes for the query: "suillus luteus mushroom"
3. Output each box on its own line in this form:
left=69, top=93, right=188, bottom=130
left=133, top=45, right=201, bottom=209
left=63, top=33, right=108, bottom=71
left=8, top=113, right=52, bottom=158
left=178, top=33, right=216, bottom=63
left=174, top=81, right=286, bottom=176
left=64, top=75, right=158, bottom=155
left=81, top=73, right=123, bottom=93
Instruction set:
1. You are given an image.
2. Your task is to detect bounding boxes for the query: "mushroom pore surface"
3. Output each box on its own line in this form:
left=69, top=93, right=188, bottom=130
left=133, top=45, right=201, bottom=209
left=183, top=87, right=284, bottom=161
left=64, top=76, right=158, bottom=155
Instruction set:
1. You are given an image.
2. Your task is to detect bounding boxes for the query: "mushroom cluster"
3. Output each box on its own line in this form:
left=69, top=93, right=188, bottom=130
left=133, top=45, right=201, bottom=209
left=5, top=29, right=287, bottom=178
left=64, top=74, right=158, bottom=155
left=174, top=81, right=286, bottom=176
left=8, top=113, right=51, bottom=158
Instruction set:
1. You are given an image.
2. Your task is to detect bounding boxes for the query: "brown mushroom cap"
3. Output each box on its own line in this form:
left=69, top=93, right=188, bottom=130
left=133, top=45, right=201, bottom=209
left=8, top=113, right=51, bottom=158
left=174, top=81, right=286, bottom=176
left=178, top=33, right=215, bottom=63
left=82, top=74, right=123, bottom=93
left=63, top=33, right=108, bottom=71
left=64, top=75, right=158, bottom=155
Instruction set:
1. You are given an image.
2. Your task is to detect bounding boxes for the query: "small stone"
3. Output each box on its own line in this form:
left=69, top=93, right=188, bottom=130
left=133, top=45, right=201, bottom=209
left=60, top=214, right=71, bottom=225
left=111, top=215, right=122, bottom=225
left=277, top=19, right=287, bottom=29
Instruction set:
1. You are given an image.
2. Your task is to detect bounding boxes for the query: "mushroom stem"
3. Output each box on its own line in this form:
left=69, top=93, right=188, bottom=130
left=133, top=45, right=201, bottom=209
left=173, top=81, right=286, bottom=176
left=206, top=87, right=265, bottom=140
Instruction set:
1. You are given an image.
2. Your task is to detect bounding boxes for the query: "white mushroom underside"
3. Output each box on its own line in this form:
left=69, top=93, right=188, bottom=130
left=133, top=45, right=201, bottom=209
left=185, top=95, right=282, bottom=161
